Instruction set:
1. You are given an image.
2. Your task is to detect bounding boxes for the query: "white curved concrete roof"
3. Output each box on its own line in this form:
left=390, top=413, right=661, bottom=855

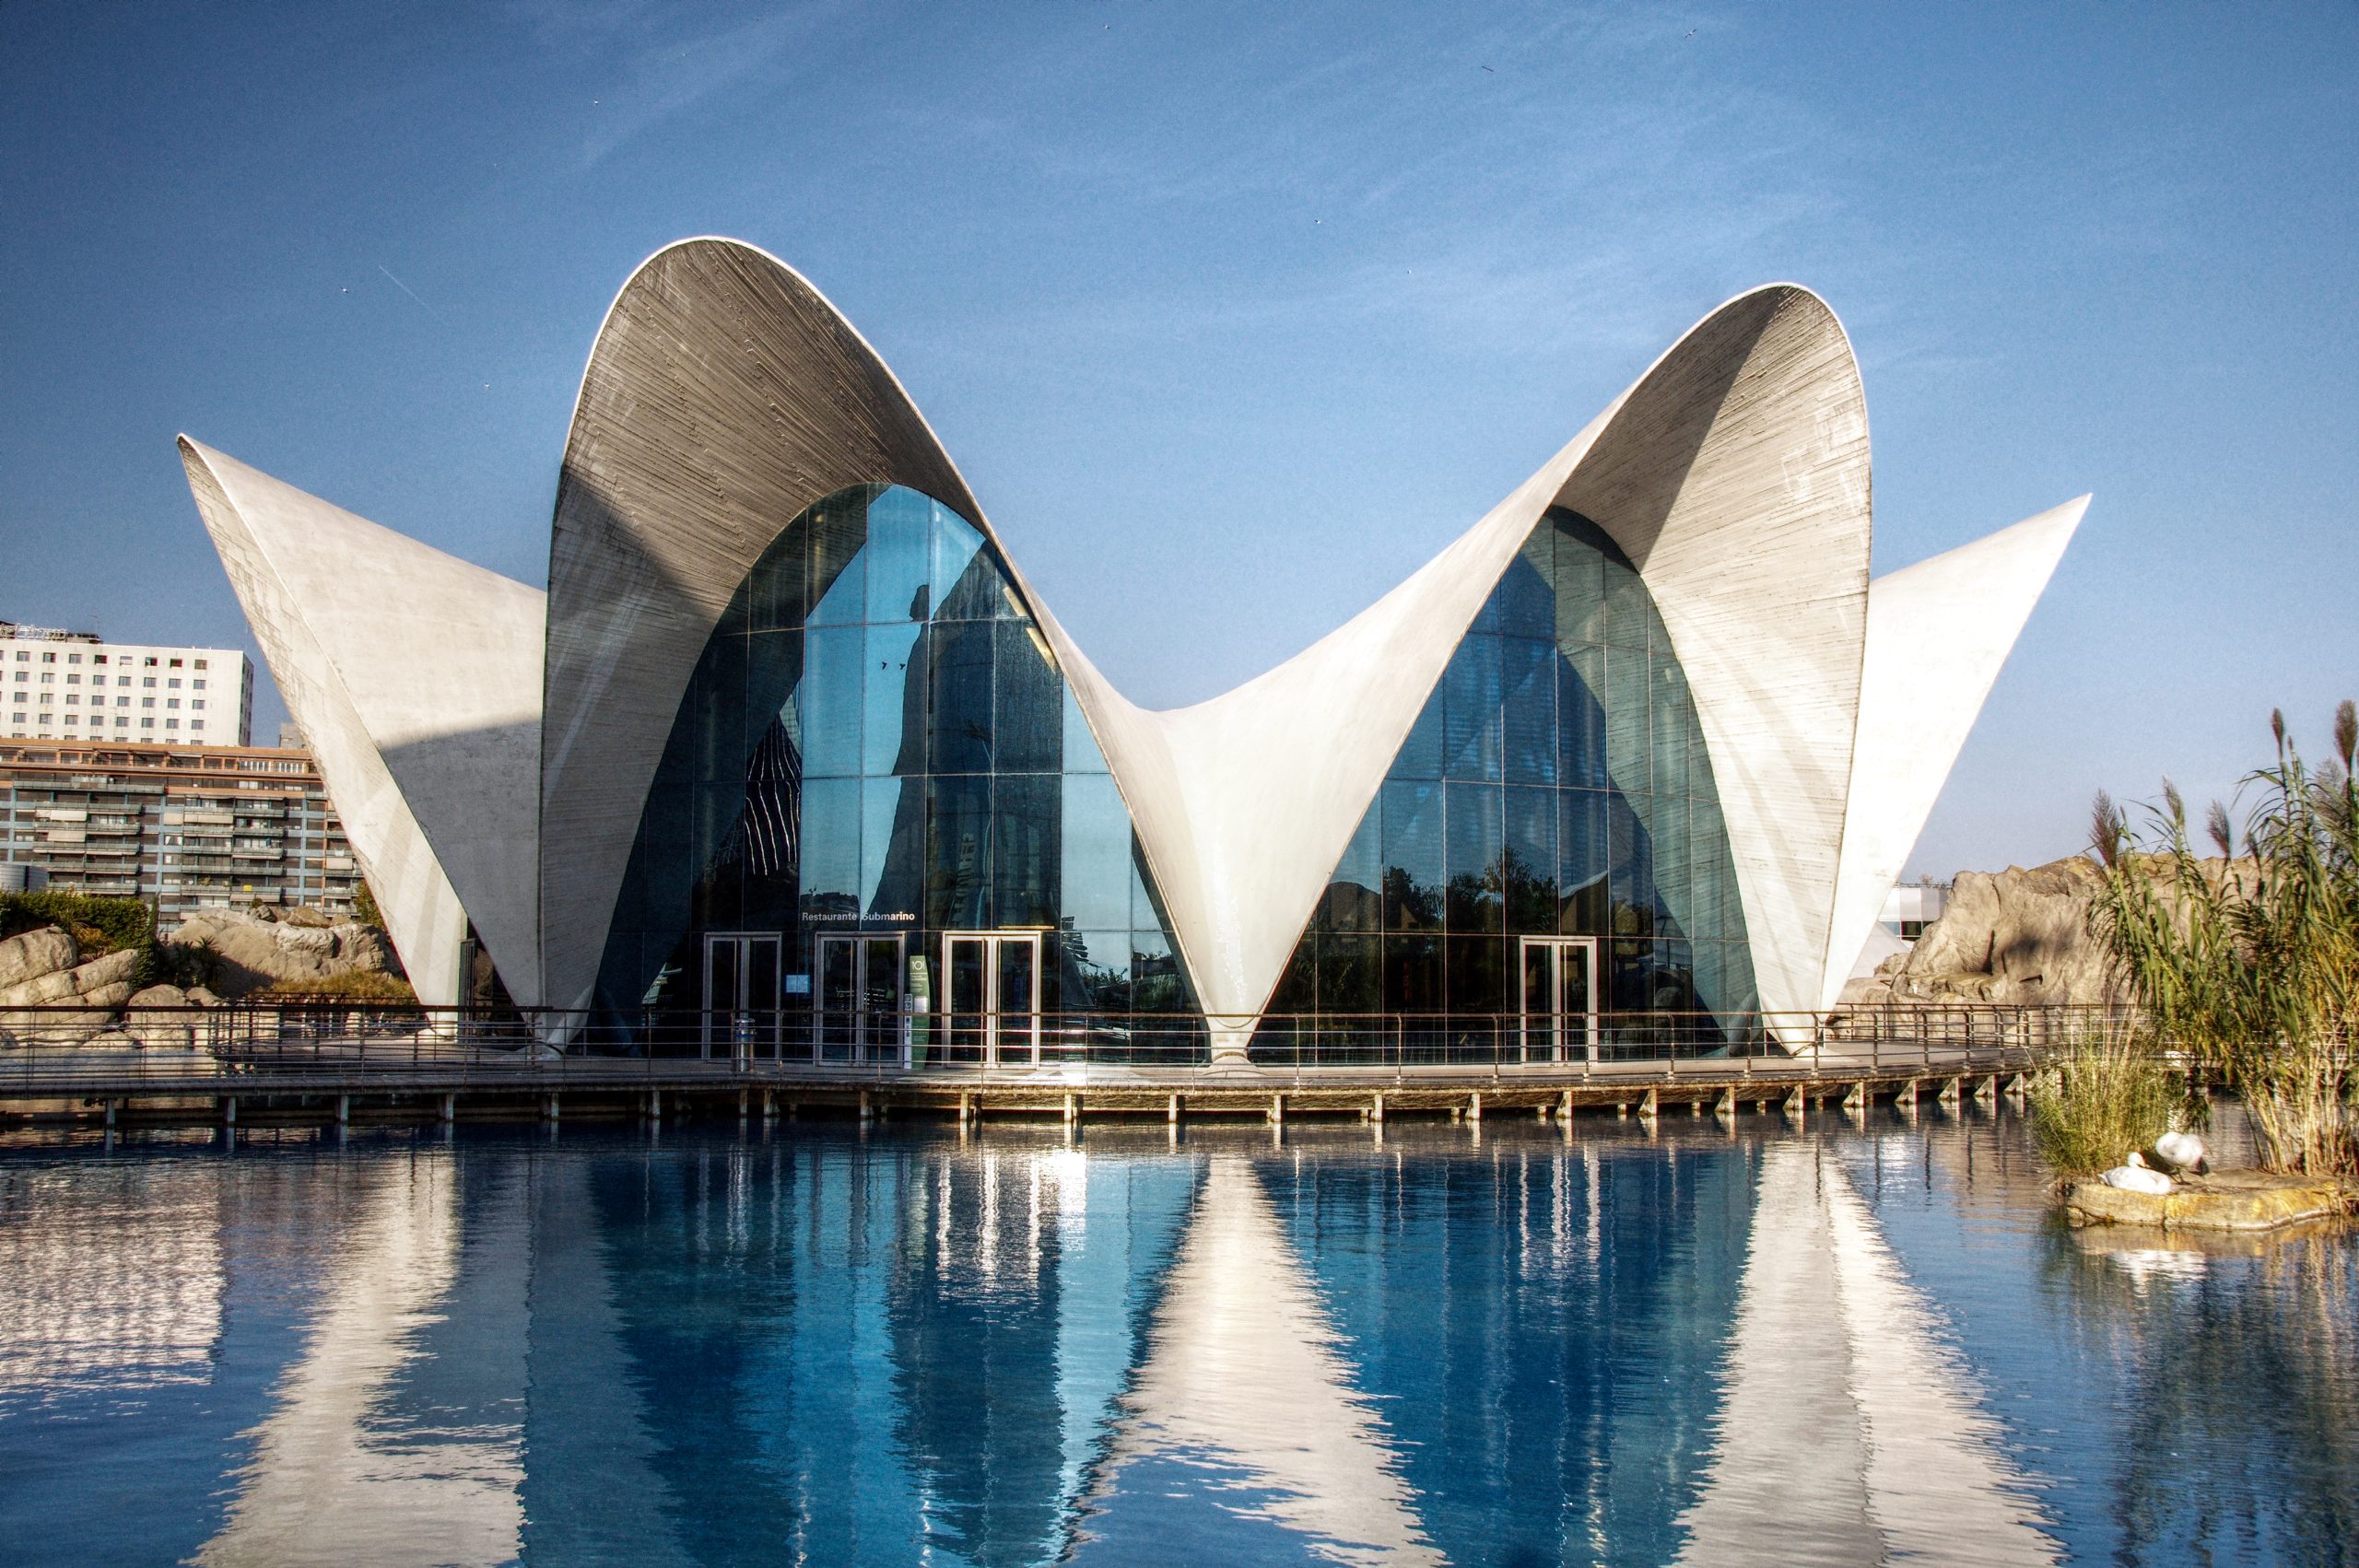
left=182, top=238, right=2081, bottom=1038
left=178, top=439, right=546, bottom=1007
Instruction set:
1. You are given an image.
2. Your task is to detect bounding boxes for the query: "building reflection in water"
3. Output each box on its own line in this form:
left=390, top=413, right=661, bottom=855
left=17, top=1115, right=2341, bottom=1567
left=1673, top=1141, right=2057, bottom=1567
left=198, top=1151, right=527, bottom=1567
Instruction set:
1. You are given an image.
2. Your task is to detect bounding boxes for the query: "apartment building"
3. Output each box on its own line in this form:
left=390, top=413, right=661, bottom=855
left=2, top=623, right=253, bottom=747
left=0, top=740, right=360, bottom=921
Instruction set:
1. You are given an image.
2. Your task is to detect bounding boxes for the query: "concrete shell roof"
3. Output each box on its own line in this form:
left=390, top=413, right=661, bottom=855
left=182, top=237, right=2082, bottom=1026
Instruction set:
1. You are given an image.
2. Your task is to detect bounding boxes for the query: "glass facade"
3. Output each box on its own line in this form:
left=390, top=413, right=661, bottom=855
left=594, top=485, right=1202, bottom=1057
left=1260, top=509, right=1759, bottom=1055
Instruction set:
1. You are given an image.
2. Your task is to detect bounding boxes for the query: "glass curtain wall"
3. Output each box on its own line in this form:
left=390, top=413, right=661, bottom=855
left=1259, top=509, right=1759, bottom=1059
left=593, top=484, right=1202, bottom=1058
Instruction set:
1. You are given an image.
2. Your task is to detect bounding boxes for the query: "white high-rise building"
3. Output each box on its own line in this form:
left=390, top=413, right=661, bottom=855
left=1, top=623, right=252, bottom=747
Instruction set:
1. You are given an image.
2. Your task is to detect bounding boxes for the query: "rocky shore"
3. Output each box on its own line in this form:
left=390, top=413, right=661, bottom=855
left=2061, top=1169, right=2355, bottom=1233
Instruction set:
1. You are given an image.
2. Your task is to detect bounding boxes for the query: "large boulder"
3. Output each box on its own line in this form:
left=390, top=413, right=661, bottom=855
left=0, top=926, right=76, bottom=989
left=162, top=908, right=403, bottom=998
left=1843, top=852, right=2260, bottom=1009
left=127, top=983, right=197, bottom=1048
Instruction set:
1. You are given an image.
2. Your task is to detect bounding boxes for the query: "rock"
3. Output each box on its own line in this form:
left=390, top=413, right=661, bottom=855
left=278, top=905, right=335, bottom=929
left=158, top=908, right=402, bottom=998
left=0, top=926, right=77, bottom=989
left=67, top=947, right=140, bottom=995
left=0, top=968, right=79, bottom=1007
left=127, top=983, right=195, bottom=1048
left=1843, top=853, right=2260, bottom=1009
left=2064, top=1171, right=2355, bottom=1232
left=184, top=986, right=221, bottom=1008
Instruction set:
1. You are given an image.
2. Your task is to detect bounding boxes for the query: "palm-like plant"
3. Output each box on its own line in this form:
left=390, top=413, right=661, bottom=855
left=2087, top=702, right=2357, bottom=1174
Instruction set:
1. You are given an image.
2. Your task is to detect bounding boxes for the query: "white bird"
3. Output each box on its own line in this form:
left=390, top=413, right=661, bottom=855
left=2102, top=1151, right=2175, bottom=1195
left=2154, top=1130, right=2208, bottom=1173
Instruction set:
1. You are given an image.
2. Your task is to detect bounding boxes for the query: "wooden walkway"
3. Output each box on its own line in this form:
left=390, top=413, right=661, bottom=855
left=2, top=1041, right=2036, bottom=1129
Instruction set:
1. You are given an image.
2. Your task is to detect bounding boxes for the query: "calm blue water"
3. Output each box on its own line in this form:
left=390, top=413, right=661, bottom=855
left=0, top=1107, right=2349, bottom=1567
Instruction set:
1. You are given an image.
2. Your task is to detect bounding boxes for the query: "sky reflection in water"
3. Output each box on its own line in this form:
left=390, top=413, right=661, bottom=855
left=0, top=1109, right=2351, bottom=1567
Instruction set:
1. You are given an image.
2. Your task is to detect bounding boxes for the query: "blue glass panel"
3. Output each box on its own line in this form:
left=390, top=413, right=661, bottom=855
left=1379, top=779, right=1443, bottom=932
left=1608, top=794, right=1654, bottom=935
left=1443, top=635, right=1504, bottom=781
left=1317, top=932, right=1379, bottom=1013
left=686, top=661, right=745, bottom=784
left=926, top=619, right=993, bottom=774
left=931, top=506, right=989, bottom=616
left=992, top=621, right=1062, bottom=773
left=743, top=630, right=803, bottom=755
left=799, top=778, right=861, bottom=922
left=1444, top=782, right=1503, bottom=932
left=1323, top=801, right=1381, bottom=931
left=1069, top=930, right=1131, bottom=1011
left=1130, top=929, right=1186, bottom=1014
left=1392, top=685, right=1445, bottom=779
left=1687, top=796, right=1730, bottom=942
left=925, top=776, right=992, bottom=929
left=1494, top=549, right=1555, bottom=639
left=1601, top=550, right=1649, bottom=649
left=806, top=497, right=868, bottom=626
left=1062, top=686, right=1109, bottom=773
left=1551, top=514, right=1608, bottom=645
left=747, top=529, right=808, bottom=633
left=992, top=774, right=1058, bottom=927
left=1447, top=934, right=1506, bottom=1015
left=1602, top=642, right=1649, bottom=797
left=863, top=487, right=933, bottom=624
left=1501, top=637, right=1555, bottom=784
left=1059, top=774, right=1133, bottom=934
left=1383, top=935, right=1443, bottom=1013
left=798, top=626, right=863, bottom=778
left=860, top=777, right=904, bottom=917
left=863, top=622, right=924, bottom=777
left=1649, top=794, right=1692, bottom=942
left=1649, top=653, right=1690, bottom=801
left=1560, top=789, right=1610, bottom=937
left=1556, top=654, right=1608, bottom=789
left=1504, top=786, right=1555, bottom=930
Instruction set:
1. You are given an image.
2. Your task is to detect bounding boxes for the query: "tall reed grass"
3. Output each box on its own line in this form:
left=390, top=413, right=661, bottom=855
left=2089, top=702, right=2358, bottom=1175
left=2025, top=1029, right=2184, bottom=1176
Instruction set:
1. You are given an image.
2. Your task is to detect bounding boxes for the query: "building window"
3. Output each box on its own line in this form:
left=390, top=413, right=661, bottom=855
left=113, top=716, right=126, bottom=727
left=169, top=659, right=182, bottom=669
left=65, top=673, right=78, bottom=685
left=11, top=652, right=25, bottom=661
left=41, top=652, right=55, bottom=663
left=141, top=697, right=154, bottom=709
left=40, top=673, right=53, bottom=685
left=116, top=676, right=129, bottom=687
left=194, top=678, right=207, bottom=690
left=194, top=659, right=207, bottom=670
left=165, top=719, right=179, bottom=731
left=143, top=657, right=157, bottom=667
left=67, top=653, right=82, bottom=664
left=140, top=718, right=154, bottom=730
left=141, top=677, right=156, bottom=688
left=166, top=698, right=180, bottom=710
left=192, top=699, right=205, bottom=711
left=63, top=695, right=76, bottom=706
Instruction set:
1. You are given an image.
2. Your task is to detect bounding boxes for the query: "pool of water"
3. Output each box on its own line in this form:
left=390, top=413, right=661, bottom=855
left=0, top=1106, right=2349, bottom=1566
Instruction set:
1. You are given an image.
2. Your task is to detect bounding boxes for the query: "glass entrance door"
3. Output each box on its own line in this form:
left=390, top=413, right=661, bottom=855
left=815, top=934, right=908, bottom=1064
left=703, top=932, right=782, bottom=1060
left=942, top=932, right=1041, bottom=1067
left=1519, top=937, right=1598, bottom=1064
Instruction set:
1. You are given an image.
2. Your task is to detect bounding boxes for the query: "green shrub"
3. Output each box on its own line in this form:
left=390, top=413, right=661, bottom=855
left=2026, top=1030, right=2184, bottom=1176
left=0, top=891, right=157, bottom=984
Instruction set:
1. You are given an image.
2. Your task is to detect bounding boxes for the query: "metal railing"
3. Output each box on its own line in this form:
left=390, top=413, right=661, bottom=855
left=0, top=999, right=2136, bottom=1094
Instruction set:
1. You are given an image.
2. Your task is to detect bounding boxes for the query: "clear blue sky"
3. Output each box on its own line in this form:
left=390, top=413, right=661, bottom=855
left=3, top=1, right=2352, bottom=878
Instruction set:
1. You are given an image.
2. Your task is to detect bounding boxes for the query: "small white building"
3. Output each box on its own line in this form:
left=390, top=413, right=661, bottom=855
left=1, top=623, right=252, bottom=747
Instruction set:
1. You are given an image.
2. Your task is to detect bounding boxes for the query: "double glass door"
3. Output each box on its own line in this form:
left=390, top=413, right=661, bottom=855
left=703, top=933, right=781, bottom=1060
left=1519, top=937, right=1599, bottom=1063
left=942, top=932, right=1041, bottom=1067
left=816, top=934, right=907, bottom=1063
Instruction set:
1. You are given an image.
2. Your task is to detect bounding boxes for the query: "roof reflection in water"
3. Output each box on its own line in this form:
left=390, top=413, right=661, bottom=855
left=198, top=1150, right=526, bottom=1567
left=1074, top=1157, right=1442, bottom=1567
left=1674, top=1141, right=2058, bottom=1567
